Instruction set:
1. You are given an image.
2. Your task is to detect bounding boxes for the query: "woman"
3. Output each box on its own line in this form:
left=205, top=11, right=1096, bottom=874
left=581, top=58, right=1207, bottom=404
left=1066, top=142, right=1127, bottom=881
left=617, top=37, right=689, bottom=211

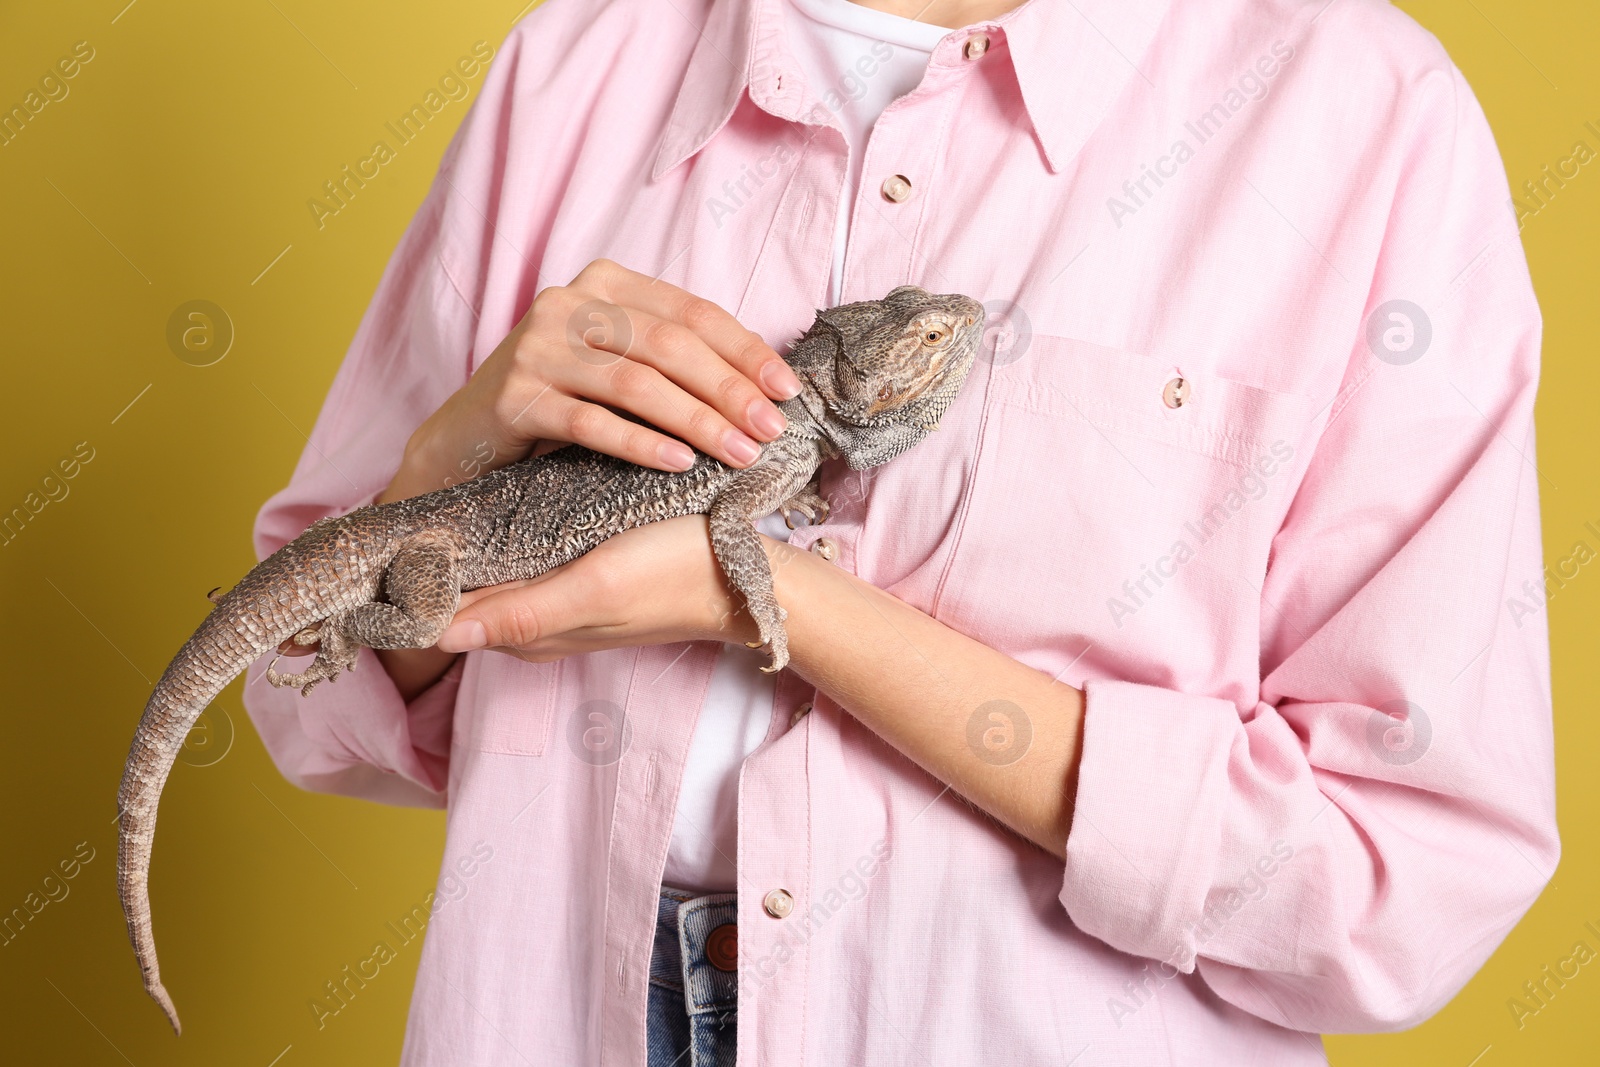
left=247, top=0, right=1559, bottom=1062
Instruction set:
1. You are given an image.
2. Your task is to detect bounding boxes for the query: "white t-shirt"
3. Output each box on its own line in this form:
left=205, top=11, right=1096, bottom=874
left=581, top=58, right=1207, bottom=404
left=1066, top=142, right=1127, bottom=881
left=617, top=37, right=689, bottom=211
left=661, top=0, right=948, bottom=892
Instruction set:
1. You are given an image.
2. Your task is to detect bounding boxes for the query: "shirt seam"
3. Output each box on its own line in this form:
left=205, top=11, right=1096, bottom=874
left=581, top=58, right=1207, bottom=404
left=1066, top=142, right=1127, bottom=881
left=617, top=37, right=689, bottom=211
left=929, top=366, right=996, bottom=618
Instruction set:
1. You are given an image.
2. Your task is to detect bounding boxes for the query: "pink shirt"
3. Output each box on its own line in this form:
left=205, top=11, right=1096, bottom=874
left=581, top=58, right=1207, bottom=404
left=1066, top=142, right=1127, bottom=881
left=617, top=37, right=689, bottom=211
left=244, top=0, right=1559, bottom=1062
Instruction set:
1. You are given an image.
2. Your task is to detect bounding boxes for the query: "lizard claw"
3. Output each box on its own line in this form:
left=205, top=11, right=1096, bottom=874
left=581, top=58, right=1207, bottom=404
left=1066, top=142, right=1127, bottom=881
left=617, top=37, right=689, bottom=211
left=206, top=587, right=224, bottom=604
left=266, top=650, right=341, bottom=695
left=778, top=486, right=829, bottom=529
left=745, top=640, right=766, bottom=649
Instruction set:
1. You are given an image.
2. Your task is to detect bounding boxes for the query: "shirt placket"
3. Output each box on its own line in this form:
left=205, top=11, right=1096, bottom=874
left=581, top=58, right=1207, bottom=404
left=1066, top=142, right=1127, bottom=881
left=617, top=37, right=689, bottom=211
left=838, top=29, right=991, bottom=303
left=726, top=29, right=835, bottom=1067
left=591, top=19, right=854, bottom=1067
left=732, top=28, right=989, bottom=1067
left=774, top=30, right=993, bottom=592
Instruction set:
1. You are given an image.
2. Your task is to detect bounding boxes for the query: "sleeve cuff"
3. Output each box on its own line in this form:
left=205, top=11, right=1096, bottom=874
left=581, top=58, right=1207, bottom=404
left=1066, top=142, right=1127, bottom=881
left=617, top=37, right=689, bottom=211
left=1060, top=677, right=1240, bottom=971
left=242, top=645, right=463, bottom=807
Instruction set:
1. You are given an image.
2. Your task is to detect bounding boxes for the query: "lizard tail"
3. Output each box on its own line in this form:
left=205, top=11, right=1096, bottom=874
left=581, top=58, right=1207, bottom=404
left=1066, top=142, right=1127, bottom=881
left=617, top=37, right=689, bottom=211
left=116, top=521, right=386, bottom=1035
left=118, top=664, right=227, bottom=1036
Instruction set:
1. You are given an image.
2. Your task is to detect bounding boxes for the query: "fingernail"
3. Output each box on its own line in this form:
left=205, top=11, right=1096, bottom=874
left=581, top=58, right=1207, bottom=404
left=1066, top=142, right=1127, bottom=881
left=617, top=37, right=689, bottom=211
left=724, top=430, right=762, bottom=466
left=762, top=360, right=803, bottom=400
left=437, top=619, right=487, bottom=653
left=660, top=440, right=696, bottom=471
left=748, top=398, right=786, bottom=438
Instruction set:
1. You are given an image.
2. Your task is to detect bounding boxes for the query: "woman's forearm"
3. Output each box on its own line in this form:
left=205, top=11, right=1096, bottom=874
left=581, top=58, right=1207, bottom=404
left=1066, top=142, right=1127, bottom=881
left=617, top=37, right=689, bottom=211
left=373, top=499, right=1089, bottom=840
left=765, top=538, right=1086, bottom=857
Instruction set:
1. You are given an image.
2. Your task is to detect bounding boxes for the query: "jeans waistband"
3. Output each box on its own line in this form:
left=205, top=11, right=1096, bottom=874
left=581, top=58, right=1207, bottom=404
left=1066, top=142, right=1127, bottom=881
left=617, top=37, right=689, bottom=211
left=651, top=888, right=739, bottom=1014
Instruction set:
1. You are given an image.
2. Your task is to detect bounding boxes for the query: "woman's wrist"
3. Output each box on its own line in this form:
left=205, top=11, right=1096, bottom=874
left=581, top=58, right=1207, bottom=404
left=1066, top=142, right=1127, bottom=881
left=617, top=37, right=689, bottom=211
left=378, top=430, right=452, bottom=504
left=376, top=645, right=460, bottom=703
left=684, top=529, right=772, bottom=647
left=695, top=533, right=823, bottom=648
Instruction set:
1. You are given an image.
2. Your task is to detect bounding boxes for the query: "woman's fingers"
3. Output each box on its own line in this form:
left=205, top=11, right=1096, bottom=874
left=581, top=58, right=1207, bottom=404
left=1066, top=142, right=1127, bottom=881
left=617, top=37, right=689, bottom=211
left=539, top=294, right=789, bottom=452
left=389, top=260, right=803, bottom=495
left=438, top=572, right=600, bottom=654
left=525, top=292, right=793, bottom=468
left=521, top=299, right=778, bottom=467
left=570, top=260, right=802, bottom=395
left=600, top=308, right=789, bottom=440
left=542, top=394, right=702, bottom=471
left=548, top=335, right=773, bottom=467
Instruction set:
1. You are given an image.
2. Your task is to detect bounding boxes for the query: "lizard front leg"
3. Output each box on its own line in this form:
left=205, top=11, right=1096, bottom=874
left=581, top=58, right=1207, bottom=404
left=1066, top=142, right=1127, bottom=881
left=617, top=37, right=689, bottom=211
left=267, top=530, right=464, bottom=695
left=708, top=456, right=819, bottom=673
left=779, top=478, right=830, bottom=529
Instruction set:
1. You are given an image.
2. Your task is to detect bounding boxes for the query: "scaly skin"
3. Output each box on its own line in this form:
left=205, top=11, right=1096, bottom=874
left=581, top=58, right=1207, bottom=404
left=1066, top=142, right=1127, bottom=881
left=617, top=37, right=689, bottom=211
left=118, top=285, right=984, bottom=1033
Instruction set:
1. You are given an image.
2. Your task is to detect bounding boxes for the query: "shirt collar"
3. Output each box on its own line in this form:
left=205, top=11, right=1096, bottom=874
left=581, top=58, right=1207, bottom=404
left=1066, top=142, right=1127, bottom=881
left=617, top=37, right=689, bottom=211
left=652, top=0, right=1173, bottom=180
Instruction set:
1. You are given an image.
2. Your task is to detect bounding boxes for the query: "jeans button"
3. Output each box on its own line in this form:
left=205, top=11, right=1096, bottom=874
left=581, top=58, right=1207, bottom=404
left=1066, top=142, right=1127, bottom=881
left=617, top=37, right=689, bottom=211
left=706, top=923, right=738, bottom=971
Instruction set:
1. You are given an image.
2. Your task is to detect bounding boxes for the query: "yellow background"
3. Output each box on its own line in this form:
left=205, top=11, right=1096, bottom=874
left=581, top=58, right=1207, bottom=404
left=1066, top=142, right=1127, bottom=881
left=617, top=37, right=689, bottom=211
left=0, top=1, right=1593, bottom=1063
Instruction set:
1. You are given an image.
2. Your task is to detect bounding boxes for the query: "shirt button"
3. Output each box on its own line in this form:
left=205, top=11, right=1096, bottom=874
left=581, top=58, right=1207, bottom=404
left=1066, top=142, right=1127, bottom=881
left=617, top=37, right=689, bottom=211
left=810, top=537, right=839, bottom=561
left=763, top=888, right=795, bottom=919
left=880, top=174, right=913, bottom=203
left=706, top=924, right=739, bottom=971
left=964, top=34, right=990, bottom=60
left=1162, top=377, right=1191, bottom=408
left=790, top=702, right=813, bottom=726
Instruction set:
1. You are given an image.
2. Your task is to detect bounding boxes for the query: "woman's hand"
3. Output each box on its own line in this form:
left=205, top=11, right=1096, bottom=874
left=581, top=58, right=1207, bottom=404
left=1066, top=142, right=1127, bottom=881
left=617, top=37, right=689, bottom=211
left=276, top=515, right=758, bottom=692
left=381, top=258, right=803, bottom=503
left=311, top=260, right=799, bottom=697
left=432, top=515, right=761, bottom=658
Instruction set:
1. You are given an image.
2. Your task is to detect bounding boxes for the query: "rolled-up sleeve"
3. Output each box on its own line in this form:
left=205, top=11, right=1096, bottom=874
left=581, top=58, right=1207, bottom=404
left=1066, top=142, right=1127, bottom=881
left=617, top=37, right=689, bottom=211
left=1060, top=61, right=1559, bottom=1032
left=240, top=36, right=525, bottom=808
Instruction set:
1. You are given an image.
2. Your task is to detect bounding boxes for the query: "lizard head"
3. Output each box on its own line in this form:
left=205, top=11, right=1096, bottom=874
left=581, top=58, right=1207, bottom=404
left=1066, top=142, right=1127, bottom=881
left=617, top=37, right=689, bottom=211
left=792, top=286, right=986, bottom=469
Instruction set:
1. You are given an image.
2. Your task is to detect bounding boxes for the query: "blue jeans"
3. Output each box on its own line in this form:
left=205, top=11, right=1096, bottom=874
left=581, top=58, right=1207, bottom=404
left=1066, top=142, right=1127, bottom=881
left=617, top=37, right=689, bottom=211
left=647, top=887, right=738, bottom=1067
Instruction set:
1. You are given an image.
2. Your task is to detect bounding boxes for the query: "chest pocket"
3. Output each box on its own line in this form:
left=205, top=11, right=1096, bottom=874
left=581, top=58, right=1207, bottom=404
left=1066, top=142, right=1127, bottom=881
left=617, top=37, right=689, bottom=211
left=933, top=334, right=1314, bottom=688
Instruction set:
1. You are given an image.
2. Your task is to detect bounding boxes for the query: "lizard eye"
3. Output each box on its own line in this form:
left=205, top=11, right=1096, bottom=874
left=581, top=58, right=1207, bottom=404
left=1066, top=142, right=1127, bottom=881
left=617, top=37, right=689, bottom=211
left=877, top=383, right=895, bottom=402
left=921, top=323, right=952, bottom=347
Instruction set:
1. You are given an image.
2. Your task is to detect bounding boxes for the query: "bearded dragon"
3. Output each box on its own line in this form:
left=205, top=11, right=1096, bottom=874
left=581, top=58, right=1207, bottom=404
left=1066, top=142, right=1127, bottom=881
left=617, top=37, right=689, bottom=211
left=117, top=285, right=984, bottom=1032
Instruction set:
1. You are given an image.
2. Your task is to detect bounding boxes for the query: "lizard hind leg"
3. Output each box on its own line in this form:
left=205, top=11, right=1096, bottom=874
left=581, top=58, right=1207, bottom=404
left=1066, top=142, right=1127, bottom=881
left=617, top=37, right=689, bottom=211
left=290, top=622, right=323, bottom=646
left=267, top=530, right=465, bottom=696
left=265, top=622, right=358, bottom=696
left=339, top=530, right=465, bottom=651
